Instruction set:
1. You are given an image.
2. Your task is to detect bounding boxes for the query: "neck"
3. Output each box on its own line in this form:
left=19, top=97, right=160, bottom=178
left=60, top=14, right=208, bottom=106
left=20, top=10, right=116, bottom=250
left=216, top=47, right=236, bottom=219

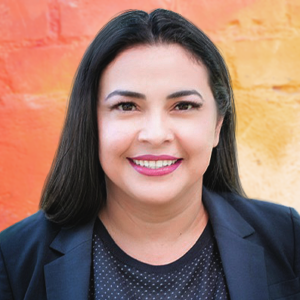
left=99, top=186, right=208, bottom=265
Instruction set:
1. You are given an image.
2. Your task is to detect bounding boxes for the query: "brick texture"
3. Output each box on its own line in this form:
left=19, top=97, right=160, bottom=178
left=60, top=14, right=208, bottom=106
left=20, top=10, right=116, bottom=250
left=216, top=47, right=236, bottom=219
left=59, top=0, right=173, bottom=38
left=0, top=0, right=49, bottom=42
left=2, top=44, right=88, bottom=94
left=0, top=93, right=67, bottom=229
left=287, top=0, right=300, bottom=28
left=231, top=38, right=300, bottom=88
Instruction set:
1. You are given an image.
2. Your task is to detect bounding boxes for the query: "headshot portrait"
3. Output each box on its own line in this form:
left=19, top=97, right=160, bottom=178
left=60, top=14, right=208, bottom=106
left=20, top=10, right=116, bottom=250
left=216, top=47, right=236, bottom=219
left=0, top=1, right=299, bottom=300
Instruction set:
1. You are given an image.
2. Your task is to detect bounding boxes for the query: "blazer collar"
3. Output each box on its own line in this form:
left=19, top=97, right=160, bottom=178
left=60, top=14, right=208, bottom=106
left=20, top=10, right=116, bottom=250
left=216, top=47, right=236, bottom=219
left=203, top=188, right=269, bottom=300
left=44, top=217, right=96, bottom=300
left=44, top=189, right=270, bottom=300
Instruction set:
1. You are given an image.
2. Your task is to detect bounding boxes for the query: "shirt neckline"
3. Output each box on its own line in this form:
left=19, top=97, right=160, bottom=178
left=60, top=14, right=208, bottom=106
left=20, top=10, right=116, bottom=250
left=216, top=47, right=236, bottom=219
left=93, top=217, right=214, bottom=273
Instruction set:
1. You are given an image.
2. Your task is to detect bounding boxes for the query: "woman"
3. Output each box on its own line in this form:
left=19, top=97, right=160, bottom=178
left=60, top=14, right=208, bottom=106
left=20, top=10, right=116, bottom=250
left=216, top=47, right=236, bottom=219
left=0, top=9, right=299, bottom=300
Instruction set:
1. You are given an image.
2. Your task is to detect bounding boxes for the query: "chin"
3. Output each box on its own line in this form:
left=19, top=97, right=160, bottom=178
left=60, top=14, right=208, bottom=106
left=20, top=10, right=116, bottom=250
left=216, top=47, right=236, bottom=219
left=127, top=186, right=190, bottom=207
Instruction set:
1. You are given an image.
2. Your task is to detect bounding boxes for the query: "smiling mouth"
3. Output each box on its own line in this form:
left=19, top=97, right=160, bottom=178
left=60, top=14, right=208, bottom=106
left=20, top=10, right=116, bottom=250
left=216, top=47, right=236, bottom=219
left=131, top=159, right=179, bottom=169
left=128, top=157, right=182, bottom=176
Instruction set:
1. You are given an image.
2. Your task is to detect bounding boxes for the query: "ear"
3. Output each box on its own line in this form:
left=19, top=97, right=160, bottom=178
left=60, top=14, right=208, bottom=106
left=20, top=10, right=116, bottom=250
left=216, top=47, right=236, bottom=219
left=213, top=116, right=224, bottom=147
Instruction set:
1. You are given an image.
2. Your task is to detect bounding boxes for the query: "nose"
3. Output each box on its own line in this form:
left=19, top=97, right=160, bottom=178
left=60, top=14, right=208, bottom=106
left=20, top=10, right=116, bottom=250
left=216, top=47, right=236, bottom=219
left=137, top=112, right=174, bottom=145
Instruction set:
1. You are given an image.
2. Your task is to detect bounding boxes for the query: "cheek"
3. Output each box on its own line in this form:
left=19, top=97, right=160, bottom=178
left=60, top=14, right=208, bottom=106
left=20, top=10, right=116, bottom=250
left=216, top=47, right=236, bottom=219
left=175, top=119, right=217, bottom=172
left=98, top=117, right=136, bottom=162
left=175, top=118, right=217, bottom=151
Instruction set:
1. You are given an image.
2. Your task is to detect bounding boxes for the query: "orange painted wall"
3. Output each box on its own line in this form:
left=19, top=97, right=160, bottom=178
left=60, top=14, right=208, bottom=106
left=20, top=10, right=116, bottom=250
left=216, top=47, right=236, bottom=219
left=1, top=0, right=300, bottom=231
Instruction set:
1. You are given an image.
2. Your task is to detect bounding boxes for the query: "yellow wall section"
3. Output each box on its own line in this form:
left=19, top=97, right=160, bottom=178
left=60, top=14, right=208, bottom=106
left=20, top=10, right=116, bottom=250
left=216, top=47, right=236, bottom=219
left=0, top=0, right=299, bottom=230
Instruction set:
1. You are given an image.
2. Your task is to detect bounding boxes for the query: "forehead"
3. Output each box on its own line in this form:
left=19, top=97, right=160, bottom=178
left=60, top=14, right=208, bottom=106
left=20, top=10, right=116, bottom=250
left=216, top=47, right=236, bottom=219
left=99, top=44, right=211, bottom=97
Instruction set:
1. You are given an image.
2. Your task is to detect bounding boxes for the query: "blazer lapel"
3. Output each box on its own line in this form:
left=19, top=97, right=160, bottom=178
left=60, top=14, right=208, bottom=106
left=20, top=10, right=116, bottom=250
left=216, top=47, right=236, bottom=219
left=44, top=218, right=95, bottom=300
left=203, top=188, right=269, bottom=300
left=42, top=190, right=270, bottom=299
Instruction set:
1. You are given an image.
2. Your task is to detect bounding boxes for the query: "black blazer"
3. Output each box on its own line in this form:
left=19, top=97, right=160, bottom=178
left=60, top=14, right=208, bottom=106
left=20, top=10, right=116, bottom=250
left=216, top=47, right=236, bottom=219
left=1, top=188, right=300, bottom=300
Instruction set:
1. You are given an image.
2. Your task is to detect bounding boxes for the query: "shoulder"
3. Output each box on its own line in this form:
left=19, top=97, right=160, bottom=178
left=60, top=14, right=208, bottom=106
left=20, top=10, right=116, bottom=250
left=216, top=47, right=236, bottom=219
left=219, top=191, right=300, bottom=235
left=0, top=211, right=62, bottom=299
left=221, top=191, right=299, bottom=226
left=220, top=191, right=300, bottom=273
left=204, top=188, right=300, bottom=249
left=205, top=187, right=299, bottom=227
left=0, top=211, right=61, bottom=272
left=0, top=211, right=60, bottom=250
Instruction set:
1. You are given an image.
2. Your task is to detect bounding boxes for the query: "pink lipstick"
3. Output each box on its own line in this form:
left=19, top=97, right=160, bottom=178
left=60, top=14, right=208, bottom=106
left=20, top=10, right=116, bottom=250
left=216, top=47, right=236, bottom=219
left=128, top=155, right=182, bottom=176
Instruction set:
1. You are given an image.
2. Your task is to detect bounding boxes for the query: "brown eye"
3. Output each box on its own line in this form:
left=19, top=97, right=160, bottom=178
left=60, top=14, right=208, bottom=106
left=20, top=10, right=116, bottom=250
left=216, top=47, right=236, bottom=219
left=117, top=102, right=137, bottom=111
left=174, top=101, right=201, bottom=111
left=175, top=103, right=192, bottom=110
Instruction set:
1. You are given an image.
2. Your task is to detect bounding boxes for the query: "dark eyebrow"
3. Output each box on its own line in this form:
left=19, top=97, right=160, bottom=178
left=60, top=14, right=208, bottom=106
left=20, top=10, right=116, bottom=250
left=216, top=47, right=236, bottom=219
left=105, top=90, right=146, bottom=101
left=104, top=89, right=203, bottom=101
left=167, top=90, right=203, bottom=100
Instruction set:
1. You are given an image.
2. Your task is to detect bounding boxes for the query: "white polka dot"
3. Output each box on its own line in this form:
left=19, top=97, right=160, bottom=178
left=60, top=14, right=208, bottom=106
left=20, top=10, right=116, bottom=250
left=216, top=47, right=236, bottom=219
left=90, top=220, right=229, bottom=299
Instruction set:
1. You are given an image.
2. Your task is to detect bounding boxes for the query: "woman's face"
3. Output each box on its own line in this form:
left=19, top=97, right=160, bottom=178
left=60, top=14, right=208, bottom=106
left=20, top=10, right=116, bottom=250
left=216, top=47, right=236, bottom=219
left=97, top=44, right=223, bottom=206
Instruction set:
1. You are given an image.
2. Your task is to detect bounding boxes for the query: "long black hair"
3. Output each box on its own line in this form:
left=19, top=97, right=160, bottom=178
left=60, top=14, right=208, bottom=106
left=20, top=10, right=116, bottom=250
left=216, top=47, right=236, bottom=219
left=40, top=9, right=245, bottom=227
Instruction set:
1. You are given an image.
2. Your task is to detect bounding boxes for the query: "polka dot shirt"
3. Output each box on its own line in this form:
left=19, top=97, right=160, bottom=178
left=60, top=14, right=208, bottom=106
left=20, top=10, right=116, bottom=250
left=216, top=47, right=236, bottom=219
left=89, top=218, right=230, bottom=299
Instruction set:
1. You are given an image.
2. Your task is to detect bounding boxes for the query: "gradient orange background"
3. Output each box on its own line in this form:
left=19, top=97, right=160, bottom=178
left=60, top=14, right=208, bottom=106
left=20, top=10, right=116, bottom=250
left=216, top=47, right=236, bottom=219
left=1, top=0, right=300, bottom=231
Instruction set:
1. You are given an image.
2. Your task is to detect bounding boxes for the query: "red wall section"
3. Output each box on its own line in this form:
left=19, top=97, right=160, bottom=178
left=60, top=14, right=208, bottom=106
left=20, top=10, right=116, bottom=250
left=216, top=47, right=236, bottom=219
left=1, top=0, right=300, bottom=230
left=0, top=0, right=49, bottom=42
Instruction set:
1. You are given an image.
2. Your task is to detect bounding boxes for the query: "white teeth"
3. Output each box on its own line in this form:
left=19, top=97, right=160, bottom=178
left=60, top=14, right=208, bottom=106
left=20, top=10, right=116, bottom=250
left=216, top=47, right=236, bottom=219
left=132, top=159, right=178, bottom=169
left=149, top=161, right=155, bottom=168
